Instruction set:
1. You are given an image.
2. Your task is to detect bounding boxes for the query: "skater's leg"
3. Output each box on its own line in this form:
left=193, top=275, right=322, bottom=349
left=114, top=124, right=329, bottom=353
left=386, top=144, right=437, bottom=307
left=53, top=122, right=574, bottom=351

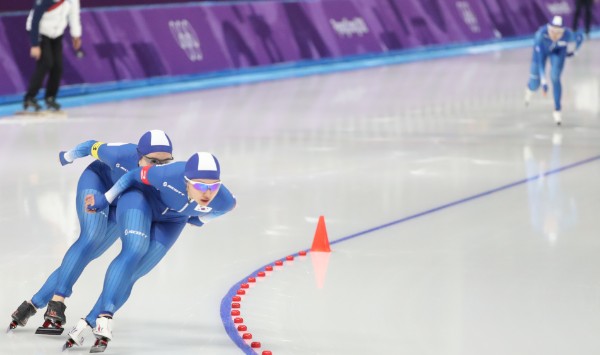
left=24, top=36, right=53, bottom=101
left=527, top=51, right=545, bottom=91
left=44, top=36, right=63, bottom=102
left=29, top=269, right=60, bottom=309
left=30, top=196, right=109, bottom=306
left=85, top=295, right=104, bottom=328
left=85, top=190, right=152, bottom=323
left=113, top=220, right=187, bottom=313
left=89, top=214, right=119, bottom=261
left=51, top=178, right=113, bottom=297
left=31, top=167, right=112, bottom=308
left=549, top=54, right=565, bottom=111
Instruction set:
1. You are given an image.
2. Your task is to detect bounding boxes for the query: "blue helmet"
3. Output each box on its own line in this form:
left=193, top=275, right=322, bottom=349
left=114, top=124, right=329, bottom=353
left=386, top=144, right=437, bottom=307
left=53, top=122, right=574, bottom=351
left=184, top=152, right=220, bottom=180
left=137, top=130, right=173, bottom=156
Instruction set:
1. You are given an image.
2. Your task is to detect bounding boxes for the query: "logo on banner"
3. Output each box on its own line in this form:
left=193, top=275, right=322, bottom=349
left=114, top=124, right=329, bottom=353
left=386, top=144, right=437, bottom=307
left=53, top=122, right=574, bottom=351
left=169, top=19, right=203, bottom=62
left=329, top=17, right=369, bottom=37
left=456, top=1, right=480, bottom=33
left=547, top=1, right=571, bottom=15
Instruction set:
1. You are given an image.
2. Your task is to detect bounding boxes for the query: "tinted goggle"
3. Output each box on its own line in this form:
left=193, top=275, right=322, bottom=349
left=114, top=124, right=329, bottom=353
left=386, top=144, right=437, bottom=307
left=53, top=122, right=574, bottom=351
left=184, top=177, right=221, bottom=192
left=138, top=149, right=174, bottom=165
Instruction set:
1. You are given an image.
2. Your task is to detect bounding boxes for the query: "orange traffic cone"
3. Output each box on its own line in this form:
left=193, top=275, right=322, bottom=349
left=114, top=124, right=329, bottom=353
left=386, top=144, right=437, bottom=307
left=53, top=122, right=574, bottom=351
left=310, top=216, right=331, bottom=252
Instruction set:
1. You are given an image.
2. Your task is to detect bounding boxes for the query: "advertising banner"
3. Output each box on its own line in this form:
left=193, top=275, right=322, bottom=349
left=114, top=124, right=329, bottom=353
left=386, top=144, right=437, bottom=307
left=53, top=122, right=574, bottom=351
left=0, top=0, right=596, bottom=98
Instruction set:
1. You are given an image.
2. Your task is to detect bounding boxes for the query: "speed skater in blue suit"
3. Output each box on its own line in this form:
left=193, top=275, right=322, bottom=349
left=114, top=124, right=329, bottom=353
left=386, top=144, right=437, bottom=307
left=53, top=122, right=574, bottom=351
left=65, top=152, right=236, bottom=352
left=524, top=15, right=584, bottom=125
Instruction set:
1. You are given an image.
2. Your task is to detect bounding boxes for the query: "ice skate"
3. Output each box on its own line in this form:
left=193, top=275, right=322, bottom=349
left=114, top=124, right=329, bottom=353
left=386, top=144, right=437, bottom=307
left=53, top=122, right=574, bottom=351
left=8, top=301, right=37, bottom=332
left=62, top=318, right=91, bottom=350
left=23, top=97, right=42, bottom=112
left=36, top=300, right=66, bottom=335
left=16, top=97, right=45, bottom=116
left=42, top=97, right=68, bottom=117
left=524, top=88, right=533, bottom=106
left=45, top=97, right=61, bottom=111
left=90, top=317, right=112, bottom=353
left=553, top=110, right=562, bottom=126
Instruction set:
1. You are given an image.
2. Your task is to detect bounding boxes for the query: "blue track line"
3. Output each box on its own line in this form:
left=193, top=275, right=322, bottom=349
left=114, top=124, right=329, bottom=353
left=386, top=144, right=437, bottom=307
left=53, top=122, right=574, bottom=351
left=220, top=153, right=600, bottom=354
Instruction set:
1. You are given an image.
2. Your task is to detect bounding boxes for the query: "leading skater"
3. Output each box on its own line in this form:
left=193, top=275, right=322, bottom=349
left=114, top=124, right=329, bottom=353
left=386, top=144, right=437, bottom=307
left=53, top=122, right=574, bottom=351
left=524, top=15, right=584, bottom=125
left=66, top=152, right=236, bottom=352
left=9, top=130, right=174, bottom=335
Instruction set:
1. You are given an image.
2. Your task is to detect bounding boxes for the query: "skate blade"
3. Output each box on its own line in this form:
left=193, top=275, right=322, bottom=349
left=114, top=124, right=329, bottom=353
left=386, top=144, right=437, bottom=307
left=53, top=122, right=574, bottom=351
left=46, top=110, right=68, bottom=117
left=15, top=110, right=67, bottom=118
left=90, top=338, right=108, bottom=353
left=15, top=110, right=48, bottom=116
left=35, top=326, right=64, bottom=335
left=89, top=345, right=107, bottom=353
left=62, top=339, right=77, bottom=352
left=7, top=321, right=18, bottom=333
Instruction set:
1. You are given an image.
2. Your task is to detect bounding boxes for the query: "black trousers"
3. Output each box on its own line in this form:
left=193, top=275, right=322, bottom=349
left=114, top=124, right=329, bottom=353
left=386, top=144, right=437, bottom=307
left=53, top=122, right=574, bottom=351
left=573, top=0, right=593, bottom=34
left=25, top=35, right=63, bottom=100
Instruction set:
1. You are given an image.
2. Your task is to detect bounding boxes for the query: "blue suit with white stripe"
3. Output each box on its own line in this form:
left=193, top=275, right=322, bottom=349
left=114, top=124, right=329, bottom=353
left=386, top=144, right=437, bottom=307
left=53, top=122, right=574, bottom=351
left=84, top=162, right=236, bottom=325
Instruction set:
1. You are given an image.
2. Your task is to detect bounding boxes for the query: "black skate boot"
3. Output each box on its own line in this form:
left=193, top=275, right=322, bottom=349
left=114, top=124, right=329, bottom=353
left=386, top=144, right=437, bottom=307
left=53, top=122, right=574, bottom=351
left=44, top=96, right=61, bottom=111
left=23, top=97, right=42, bottom=112
left=36, top=300, right=66, bottom=335
left=8, top=301, right=37, bottom=331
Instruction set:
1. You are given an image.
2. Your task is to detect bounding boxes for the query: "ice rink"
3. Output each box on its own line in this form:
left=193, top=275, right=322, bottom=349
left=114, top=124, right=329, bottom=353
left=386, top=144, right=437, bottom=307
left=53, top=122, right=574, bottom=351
left=2, top=38, right=600, bottom=355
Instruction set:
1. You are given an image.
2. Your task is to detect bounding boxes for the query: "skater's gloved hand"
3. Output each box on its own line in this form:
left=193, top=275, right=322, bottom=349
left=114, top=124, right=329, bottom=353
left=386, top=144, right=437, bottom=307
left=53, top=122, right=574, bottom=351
left=187, top=216, right=204, bottom=227
left=566, top=51, right=576, bottom=58
left=59, top=151, right=73, bottom=166
left=85, top=193, right=108, bottom=213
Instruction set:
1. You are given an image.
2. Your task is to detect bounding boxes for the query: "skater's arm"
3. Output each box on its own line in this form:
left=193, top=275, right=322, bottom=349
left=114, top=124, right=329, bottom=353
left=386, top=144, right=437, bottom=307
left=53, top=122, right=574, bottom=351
left=68, top=0, right=82, bottom=49
left=187, top=216, right=204, bottom=227
left=566, top=31, right=584, bottom=57
left=85, top=167, right=143, bottom=211
left=106, top=165, right=156, bottom=202
left=58, top=140, right=100, bottom=165
left=533, top=30, right=547, bottom=89
left=29, top=0, right=53, bottom=46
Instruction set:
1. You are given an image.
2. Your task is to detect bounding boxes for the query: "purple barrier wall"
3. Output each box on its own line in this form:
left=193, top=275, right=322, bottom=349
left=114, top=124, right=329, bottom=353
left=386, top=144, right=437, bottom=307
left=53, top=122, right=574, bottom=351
left=0, top=0, right=598, bottom=97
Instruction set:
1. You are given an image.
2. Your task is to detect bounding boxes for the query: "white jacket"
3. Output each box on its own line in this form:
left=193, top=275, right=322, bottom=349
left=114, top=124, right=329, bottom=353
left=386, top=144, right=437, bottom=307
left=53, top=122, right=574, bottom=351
left=26, top=0, right=81, bottom=45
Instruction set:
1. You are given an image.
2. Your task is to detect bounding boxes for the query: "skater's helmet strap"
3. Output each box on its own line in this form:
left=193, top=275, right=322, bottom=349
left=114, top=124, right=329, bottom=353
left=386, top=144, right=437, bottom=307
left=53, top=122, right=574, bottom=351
left=184, top=152, right=220, bottom=180
left=137, top=130, right=173, bottom=157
